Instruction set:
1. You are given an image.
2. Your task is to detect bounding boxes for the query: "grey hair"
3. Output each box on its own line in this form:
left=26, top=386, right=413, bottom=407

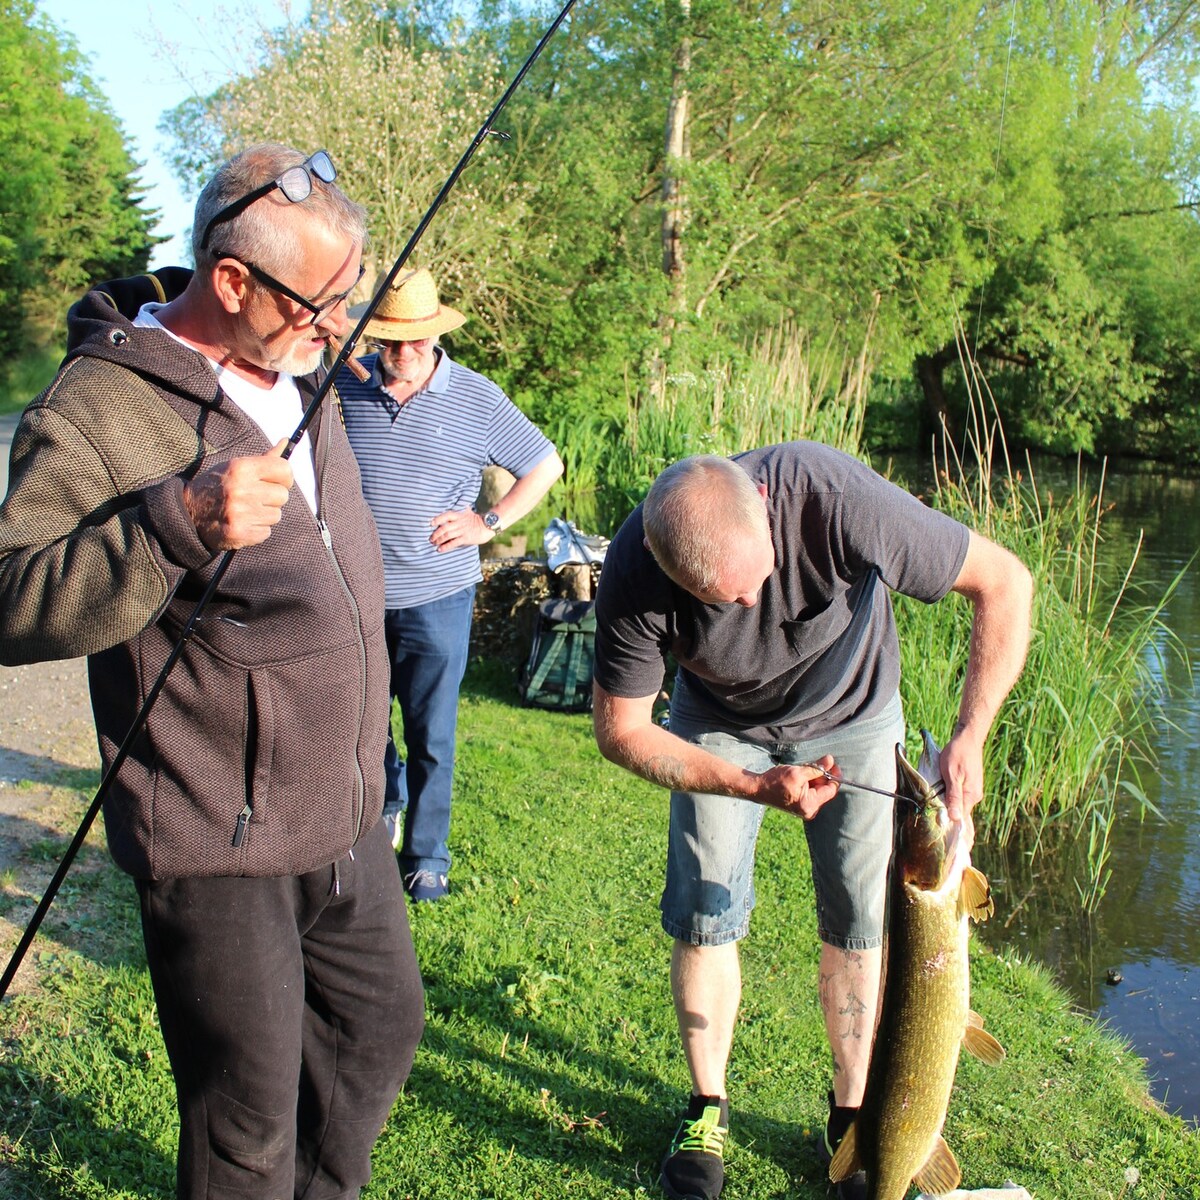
left=642, top=455, right=768, bottom=591
left=192, top=143, right=368, bottom=274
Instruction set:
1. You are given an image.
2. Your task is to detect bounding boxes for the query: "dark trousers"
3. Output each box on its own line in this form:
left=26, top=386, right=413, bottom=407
left=137, top=820, right=424, bottom=1199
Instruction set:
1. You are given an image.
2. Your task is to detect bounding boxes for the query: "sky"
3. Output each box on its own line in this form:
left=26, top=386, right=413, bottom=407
left=37, top=0, right=307, bottom=268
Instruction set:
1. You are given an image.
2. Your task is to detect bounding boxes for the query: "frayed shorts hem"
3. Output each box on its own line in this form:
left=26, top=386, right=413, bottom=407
left=817, top=929, right=883, bottom=952
left=661, top=918, right=749, bottom=947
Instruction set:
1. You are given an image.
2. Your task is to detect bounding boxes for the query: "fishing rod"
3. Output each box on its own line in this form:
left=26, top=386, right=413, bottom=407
left=0, top=0, right=578, bottom=1003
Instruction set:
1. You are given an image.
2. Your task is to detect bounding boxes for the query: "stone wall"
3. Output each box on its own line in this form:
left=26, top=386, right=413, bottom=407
left=472, top=556, right=601, bottom=667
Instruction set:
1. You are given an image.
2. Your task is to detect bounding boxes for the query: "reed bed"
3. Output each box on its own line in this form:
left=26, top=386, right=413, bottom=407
left=580, top=323, right=874, bottom=516
left=894, top=354, right=1184, bottom=909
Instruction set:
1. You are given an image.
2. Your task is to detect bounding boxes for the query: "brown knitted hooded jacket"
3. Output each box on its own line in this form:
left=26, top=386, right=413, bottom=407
left=0, top=270, right=390, bottom=880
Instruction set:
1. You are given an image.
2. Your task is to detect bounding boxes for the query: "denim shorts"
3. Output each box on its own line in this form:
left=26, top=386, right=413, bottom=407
left=660, top=692, right=904, bottom=951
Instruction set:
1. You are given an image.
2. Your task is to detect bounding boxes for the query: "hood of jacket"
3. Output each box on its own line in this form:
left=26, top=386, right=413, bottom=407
left=65, top=268, right=227, bottom=410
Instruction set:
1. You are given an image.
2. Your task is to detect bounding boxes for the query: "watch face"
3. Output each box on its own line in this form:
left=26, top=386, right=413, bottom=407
left=484, top=511, right=500, bottom=530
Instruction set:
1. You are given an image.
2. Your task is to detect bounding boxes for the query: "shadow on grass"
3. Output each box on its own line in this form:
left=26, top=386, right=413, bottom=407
left=461, top=655, right=525, bottom=706
left=0, top=1087, right=174, bottom=1200
left=0, top=769, right=145, bottom=979
left=388, top=968, right=833, bottom=1197
left=0, top=749, right=98, bottom=787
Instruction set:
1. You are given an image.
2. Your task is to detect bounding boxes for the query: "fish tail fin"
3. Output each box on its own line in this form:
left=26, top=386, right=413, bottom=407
left=964, top=1010, right=1007, bottom=1064
left=828, top=1119, right=862, bottom=1183
left=959, top=864, right=995, bottom=923
left=912, top=1133, right=962, bottom=1196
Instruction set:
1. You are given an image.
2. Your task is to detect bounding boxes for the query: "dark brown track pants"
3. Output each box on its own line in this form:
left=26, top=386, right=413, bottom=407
left=137, top=819, right=424, bottom=1199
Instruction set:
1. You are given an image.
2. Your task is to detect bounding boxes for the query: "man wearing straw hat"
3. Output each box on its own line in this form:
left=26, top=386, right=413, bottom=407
left=340, top=267, right=564, bottom=902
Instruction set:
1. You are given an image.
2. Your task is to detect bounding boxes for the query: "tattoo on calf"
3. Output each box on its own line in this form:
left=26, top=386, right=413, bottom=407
left=821, top=949, right=869, bottom=1043
left=838, top=985, right=868, bottom=1041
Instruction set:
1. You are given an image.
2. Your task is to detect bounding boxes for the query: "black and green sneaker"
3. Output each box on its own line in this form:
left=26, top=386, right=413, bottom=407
left=815, top=1090, right=867, bottom=1200
left=660, top=1095, right=729, bottom=1200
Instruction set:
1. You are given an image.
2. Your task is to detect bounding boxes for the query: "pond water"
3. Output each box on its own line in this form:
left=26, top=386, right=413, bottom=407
left=969, top=459, right=1200, bottom=1127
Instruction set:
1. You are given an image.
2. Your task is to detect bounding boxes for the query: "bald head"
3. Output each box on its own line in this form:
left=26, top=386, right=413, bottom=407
left=643, top=455, right=773, bottom=601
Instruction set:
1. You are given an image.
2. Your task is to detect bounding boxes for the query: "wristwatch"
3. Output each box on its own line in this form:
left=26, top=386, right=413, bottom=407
left=482, top=510, right=502, bottom=533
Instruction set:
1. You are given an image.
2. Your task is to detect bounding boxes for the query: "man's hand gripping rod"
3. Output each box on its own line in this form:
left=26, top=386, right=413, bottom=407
left=0, top=0, right=578, bottom=1002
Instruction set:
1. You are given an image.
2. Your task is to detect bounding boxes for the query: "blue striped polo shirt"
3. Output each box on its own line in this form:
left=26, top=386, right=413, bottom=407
left=339, top=349, right=556, bottom=609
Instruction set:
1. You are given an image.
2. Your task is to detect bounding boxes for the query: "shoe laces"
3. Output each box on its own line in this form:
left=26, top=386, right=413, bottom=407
left=405, top=869, right=445, bottom=889
left=672, top=1106, right=728, bottom=1158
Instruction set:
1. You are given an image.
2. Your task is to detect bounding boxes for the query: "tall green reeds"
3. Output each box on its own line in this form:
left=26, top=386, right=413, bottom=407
left=895, top=348, right=1184, bottom=909
left=583, top=322, right=874, bottom=516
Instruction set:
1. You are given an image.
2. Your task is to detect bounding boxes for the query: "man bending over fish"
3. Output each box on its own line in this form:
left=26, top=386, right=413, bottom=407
left=590, top=443, right=1033, bottom=1200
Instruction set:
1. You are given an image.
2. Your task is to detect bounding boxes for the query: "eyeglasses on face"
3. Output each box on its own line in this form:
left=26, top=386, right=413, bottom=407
left=217, top=254, right=365, bottom=327
left=367, top=337, right=434, bottom=353
left=200, top=150, right=337, bottom=250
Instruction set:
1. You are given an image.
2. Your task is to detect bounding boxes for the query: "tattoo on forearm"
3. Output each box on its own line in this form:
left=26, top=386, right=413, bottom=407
left=642, top=753, right=689, bottom=790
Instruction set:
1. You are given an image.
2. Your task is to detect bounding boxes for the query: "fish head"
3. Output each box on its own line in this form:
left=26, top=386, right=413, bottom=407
left=893, top=738, right=959, bottom=891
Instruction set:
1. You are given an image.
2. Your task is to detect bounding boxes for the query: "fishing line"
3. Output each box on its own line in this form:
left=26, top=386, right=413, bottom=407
left=0, top=0, right=578, bottom=1004
left=802, top=762, right=944, bottom=808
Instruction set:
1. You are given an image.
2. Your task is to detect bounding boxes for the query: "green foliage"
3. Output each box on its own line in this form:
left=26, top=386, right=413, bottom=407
left=155, top=0, right=1200, bottom=461
left=1, top=668, right=1197, bottom=1197
left=591, top=323, right=873, bottom=518
left=895, top=5, right=1200, bottom=458
left=0, top=346, right=64, bottom=416
left=0, top=2, right=157, bottom=369
left=979, top=236, right=1157, bottom=454
left=893, top=385, right=1183, bottom=908
left=142, top=0, right=1200, bottom=463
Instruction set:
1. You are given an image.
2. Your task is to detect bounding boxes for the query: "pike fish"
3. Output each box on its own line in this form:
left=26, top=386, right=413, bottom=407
left=829, top=732, right=1006, bottom=1200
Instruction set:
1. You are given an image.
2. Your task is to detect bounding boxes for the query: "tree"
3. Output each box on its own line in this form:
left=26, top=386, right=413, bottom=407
left=0, top=1, right=158, bottom=359
left=905, top=1, right=1200, bottom=454
left=160, top=0, right=1200, bottom=461
left=162, top=3, right=547, bottom=349
left=160, top=0, right=670, bottom=420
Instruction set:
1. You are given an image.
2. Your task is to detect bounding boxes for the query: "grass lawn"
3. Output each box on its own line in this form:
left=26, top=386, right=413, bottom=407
left=1, top=659, right=1197, bottom=1198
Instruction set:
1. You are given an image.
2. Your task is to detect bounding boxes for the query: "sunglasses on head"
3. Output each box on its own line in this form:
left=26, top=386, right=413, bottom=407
left=200, top=150, right=337, bottom=250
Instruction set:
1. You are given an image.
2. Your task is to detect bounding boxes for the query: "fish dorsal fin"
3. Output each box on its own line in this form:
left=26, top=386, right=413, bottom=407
left=912, top=1133, right=962, bottom=1195
left=963, top=1013, right=1007, bottom=1064
left=959, top=864, right=994, bottom=923
left=828, top=1119, right=861, bottom=1182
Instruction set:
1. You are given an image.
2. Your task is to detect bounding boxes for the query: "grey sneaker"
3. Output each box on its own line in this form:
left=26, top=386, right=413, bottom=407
left=403, top=869, right=448, bottom=902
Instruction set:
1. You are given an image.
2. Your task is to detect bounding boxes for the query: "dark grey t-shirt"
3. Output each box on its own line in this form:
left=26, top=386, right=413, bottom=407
left=592, top=442, right=971, bottom=741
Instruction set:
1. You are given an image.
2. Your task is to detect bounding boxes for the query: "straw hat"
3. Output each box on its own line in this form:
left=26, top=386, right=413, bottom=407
left=357, top=268, right=467, bottom=342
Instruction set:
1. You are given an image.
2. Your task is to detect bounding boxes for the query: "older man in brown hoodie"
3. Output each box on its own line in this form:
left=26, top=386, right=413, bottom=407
left=0, top=144, right=423, bottom=1200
